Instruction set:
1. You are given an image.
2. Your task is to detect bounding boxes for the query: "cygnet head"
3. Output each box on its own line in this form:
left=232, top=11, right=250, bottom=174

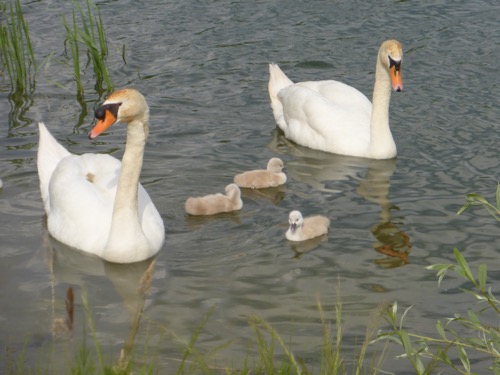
left=288, top=210, right=304, bottom=233
left=267, top=157, right=285, bottom=173
left=90, top=88, right=149, bottom=139
left=378, top=40, right=403, bottom=92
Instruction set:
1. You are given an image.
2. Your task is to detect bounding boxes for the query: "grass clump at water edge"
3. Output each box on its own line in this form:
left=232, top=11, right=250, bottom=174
left=1, top=290, right=389, bottom=374
left=63, top=0, right=114, bottom=97
left=247, top=295, right=388, bottom=375
left=0, top=0, right=37, bottom=95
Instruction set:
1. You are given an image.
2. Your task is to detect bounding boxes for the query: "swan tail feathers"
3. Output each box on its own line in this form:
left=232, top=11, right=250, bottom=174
left=268, top=64, right=293, bottom=131
left=37, top=122, right=71, bottom=212
left=268, top=63, right=294, bottom=103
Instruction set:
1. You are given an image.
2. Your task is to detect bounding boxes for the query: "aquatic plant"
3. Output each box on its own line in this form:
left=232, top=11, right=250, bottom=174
left=379, top=249, right=499, bottom=374
left=457, top=183, right=500, bottom=222
left=1, top=290, right=389, bottom=374
left=246, top=293, right=387, bottom=375
left=0, top=0, right=37, bottom=94
left=63, top=0, right=113, bottom=96
left=378, top=186, right=500, bottom=374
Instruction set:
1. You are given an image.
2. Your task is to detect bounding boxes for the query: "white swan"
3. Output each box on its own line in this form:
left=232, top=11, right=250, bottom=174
left=37, top=88, right=165, bottom=263
left=185, top=183, right=243, bottom=216
left=233, top=157, right=287, bottom=189
left=268, top=39, right=403, bottom=159
left=286, top=210, right=330, bottom=242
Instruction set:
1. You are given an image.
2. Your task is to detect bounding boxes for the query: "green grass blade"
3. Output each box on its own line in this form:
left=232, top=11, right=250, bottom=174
left=477, top=264, right=487, bottom=292
left=457, top=345, right=470, bottom=373
left=496, top=183, right=500, bottom=211
left=453, top=248, right=475, bottom=284
left=175, top=305, right=215, bottom=375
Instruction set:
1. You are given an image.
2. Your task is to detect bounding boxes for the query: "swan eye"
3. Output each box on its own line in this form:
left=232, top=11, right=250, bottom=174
left=95, top=103, right=122, bottom=120
left=388, top=56, right=401, bottom=72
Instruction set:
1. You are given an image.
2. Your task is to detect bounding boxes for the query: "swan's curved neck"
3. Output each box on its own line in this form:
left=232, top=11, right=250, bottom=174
left=115, top=119, right=147, bottom=212
left=369, top=58, right=396, bottom=158
left=105, top=118, right=150, bottom=258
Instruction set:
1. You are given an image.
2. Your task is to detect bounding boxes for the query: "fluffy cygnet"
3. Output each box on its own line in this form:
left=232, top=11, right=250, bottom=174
left=286, top=210, right=330, bottom=242
left=185, top=183, right=243, bottom=216
left=234, top=157, right=286, bottom=189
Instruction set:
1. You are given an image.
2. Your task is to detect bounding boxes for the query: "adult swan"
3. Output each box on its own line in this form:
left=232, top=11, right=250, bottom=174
left=37, top=89, right=165, bottom=263
left=268, top=40, right=404, bottom=159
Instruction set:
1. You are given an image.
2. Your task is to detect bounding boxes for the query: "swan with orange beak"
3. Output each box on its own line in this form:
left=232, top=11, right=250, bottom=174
left=269, top=39, right=404, bottom=159
left=37, top=88, right=164, bottom=263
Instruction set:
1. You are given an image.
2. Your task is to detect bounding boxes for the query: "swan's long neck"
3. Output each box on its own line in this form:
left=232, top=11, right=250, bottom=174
left=105, top=117, right=151, bottom=260
left=115, top=119, right=146, bottom=214
left=369, top=58, right=396, bottom=159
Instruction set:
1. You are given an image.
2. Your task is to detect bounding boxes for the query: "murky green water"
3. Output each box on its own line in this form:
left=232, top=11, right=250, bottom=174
left=0, top=0, right=499, bottom=373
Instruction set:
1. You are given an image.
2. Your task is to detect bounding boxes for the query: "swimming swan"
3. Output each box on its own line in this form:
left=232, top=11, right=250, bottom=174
left=269, top=39, right=403, bottom=159
left=185, top=183, right=243, bottom=216
left=234, top=157, right=287, bottom=189
left=37, top=88, right=165, bottom=263
left=286, top=210, right=330, bottom=242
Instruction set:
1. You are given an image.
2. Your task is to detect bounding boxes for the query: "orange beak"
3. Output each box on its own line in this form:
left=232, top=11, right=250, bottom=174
left=89, top=110, right=117, bottom=139
left=390, top=66, right=403, bottom=92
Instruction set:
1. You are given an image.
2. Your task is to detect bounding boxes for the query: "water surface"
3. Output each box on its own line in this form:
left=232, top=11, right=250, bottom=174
left=0, top=0, right=499, bottom=373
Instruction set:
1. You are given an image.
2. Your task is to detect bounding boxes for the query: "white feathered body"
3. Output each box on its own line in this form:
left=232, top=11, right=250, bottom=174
left=286, top=212, right=330, bottom=242
left=38, top=122, right=164, bottom=263
left=268, top=40, right=403, bottom=160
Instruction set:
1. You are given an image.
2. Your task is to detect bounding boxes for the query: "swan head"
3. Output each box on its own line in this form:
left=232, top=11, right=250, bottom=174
left=267, top=157, right=285, bottom=173
left=379, top=40, right=403, bottom=92
left=288, top=210, right=304, bottom=233
left=90, top=88, right=149, bottom=139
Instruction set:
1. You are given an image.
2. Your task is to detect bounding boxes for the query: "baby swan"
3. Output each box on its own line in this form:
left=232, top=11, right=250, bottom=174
left=185, top=183, right=243, bottom=216
left=286, top=210, right=330, bottom=242
left=234, top=157, right=287, bottom=189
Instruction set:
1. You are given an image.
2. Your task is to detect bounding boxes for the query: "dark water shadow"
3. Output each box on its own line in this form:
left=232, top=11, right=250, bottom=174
left=240, top=184, right=286, bottom=205
left=268, top=129, right=412, bottom=266
left=184, top=210, right=242, bottom=229
left=288, top=234, right=329, bottom=259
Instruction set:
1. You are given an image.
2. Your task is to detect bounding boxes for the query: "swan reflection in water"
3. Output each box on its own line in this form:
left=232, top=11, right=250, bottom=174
left=33, top=223, right=157, bottom=366
left=268, top=130, right=411, bottom=266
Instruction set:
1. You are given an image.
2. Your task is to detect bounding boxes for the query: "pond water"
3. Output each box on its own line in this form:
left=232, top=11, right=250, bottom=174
left=0, top=0, right=499, bottom=373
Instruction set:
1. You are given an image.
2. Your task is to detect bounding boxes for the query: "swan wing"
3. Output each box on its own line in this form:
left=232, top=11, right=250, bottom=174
left=47, top=153, right=163, bottom=258
left=277, top=80, right=373, bottom=155
left=47, top=153, right=120, bottom=257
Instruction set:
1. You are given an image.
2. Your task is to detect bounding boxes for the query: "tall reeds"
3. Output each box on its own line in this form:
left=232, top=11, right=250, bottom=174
left=0, top=0, right=37, bottom=95
left=248, top=295, right=387, bottom=375
left=63, top=0, right=113, bottom=97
